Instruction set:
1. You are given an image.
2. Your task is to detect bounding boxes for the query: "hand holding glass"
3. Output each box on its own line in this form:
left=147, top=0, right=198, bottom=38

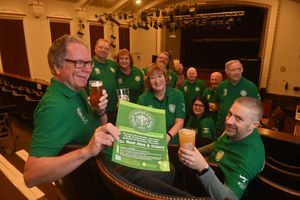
left=89, top=80, right=103, bottom=107
left=179, top=128, right=196, bottom=150
left=116, top=88, right=130, bottom=102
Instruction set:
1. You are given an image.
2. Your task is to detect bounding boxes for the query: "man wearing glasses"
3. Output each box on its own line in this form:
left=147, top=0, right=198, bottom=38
left=24, top=35, right=120, bottom=199
left=88, top=38, right=118, bottom=123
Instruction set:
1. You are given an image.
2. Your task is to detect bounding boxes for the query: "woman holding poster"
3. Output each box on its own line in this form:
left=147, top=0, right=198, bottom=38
left=137, top=63, right=185, bottom=144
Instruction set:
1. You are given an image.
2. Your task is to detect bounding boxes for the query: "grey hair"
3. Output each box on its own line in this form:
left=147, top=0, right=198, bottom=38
left=47, top=34, right=86, bottom=74
left=234, top=97, right=263, bottom=121
left=225, top=59, right=243, bottom=70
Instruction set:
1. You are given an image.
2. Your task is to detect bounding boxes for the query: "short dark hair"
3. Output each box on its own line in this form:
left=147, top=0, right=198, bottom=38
left=235, top=97, right=263, bottom=121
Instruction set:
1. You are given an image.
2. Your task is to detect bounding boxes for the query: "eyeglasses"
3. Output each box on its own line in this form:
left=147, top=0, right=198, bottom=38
left=193, top=104, right=204, bottom=107
left=64, top=59, right=94, bottom=69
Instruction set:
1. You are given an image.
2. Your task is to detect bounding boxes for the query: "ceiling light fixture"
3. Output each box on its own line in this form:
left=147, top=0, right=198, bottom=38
left=135, top=0, right=141, bottom=5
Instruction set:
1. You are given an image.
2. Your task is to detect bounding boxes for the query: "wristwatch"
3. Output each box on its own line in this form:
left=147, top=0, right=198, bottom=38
left=197, top=167, right=210, bottom=176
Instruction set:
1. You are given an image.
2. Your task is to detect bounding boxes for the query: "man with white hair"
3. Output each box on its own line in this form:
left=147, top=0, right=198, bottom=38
left=179, top=67, right=206, bottom=118
left=214, top=60, right=260, bottom=135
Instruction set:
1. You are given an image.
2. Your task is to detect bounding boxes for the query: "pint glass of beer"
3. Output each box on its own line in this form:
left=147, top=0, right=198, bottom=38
left=179, top=128, right=196, bottom=150
left=89, top=80, right=103, bottom=107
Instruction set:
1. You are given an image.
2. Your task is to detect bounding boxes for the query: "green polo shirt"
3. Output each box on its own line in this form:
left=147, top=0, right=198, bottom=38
left=88, top=58, right=118, bottom=113
left=167, top=70, right=178, bottom=88
left=137, top=86, right=185, bottom=144
left=203, top=87, right=216, bottom=103
left=209, top=129, right=265, bottom=199
left=143, top=67, right=178, bottom=88
left=186, top=115, right=216, bottom=143
left=203, top=87, right=218, bottom=123
left=117, top=66, right=145, bottom=103
left=30, top=79, right=102, bottom=157
left=214, top=77, right=260, bottom=133
left=179, top=80, right=206, bottom=117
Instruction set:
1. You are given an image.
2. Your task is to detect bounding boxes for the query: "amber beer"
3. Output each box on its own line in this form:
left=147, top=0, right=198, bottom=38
left=89, top=80, right=103, bottom=107
left=179, top=128, right=196, bottom=150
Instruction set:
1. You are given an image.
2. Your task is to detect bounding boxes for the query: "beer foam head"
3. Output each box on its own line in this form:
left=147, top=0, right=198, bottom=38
left=91, top=81, right=102, bottom=87
left=179, top=128, right=195, bottom=136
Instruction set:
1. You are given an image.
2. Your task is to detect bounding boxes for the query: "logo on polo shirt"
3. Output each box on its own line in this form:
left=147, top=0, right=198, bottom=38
left=203, top=128, right=209, bottom=134
left=169, top=104, right=176, bottom=113
left=129, top=109, right=155, bottom=132
left=169, top=75, right=172, bottom=80
left=195, top=87, right=200, bottom=92
left=95, top=68, right=100, bottom=74
left=240, top=90, right=247, bottom=96
left=238, top=174, right=248, bottom=189
left=135, top=76, right=141, bottom=82
left=184, top=86, right=187, bottom=92
left=76, top=108, right=88, bottom=124
left=223, top=89, right=227, bottom=96
left=215, top=150, right=224, bottom=161
left=118, top=78, right=123, bottom=84
left=110, top=67, right=115, bottom=73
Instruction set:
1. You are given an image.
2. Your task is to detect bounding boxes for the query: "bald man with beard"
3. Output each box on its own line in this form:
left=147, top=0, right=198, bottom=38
left=179, top=67, right=206, bottom=119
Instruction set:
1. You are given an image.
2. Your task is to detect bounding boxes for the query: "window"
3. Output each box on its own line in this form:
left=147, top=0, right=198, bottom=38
left=0, top=18, right=30, bottom=77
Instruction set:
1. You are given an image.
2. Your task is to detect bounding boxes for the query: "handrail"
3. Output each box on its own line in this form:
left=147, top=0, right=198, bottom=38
left=96, top=153, right=210, bottom=200
left=258, top=127, right=300, bottom=145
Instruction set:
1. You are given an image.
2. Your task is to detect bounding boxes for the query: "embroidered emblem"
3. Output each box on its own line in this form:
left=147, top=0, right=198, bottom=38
left=76, top=108, right=88, bottom=124
left=169, top=104, right=176, bottom=113
left=95, top=68, right=100, bottom=74
left=118, top=78, right=122, bottom=84
left=110, top=67, right=115, bottom=73
left=240, top=90, right=247, bottom=96
left=184, top=86, right=187, bottom=92
left=203, top=128, right=209, bottom=134
left=207, top=94, right=211, bottom=100
left=195, top=87, right=200, bottom=92
left=223, top=88, right=227, bottom=96
left=169, top=75, right=172, bottom=80
left=238, top=175, right=248, bottom=189
left=215, top=150, right=224, bottom=161
left=135, top=76, right=141, bottom=82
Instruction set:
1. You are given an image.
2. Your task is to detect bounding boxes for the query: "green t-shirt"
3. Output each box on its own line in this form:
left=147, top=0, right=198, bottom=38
left=186, top=115, right=216, bottom=143
left=137, top=86, right=185, bottom=144
left=214, top=77, right=260, bottom=133
left=117, top=66, right=145, bottom=103
left=179, top=80, right=206, bottom=117
left=30, top=79, right=102, bottom=157
left=209, top=129, right=265, bottom=199
left=88, top=58, right=118, bottom=113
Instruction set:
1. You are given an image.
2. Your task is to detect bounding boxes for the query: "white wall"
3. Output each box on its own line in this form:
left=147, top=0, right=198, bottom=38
left=1, top=0, right=300, bottom=97
left=267, top=0, right=300, bottom=96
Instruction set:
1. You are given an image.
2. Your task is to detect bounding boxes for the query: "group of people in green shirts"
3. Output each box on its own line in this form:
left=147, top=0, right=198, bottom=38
left=87, top=38, right=265, bottom=199
left=24, top=34, right=265, bottom=200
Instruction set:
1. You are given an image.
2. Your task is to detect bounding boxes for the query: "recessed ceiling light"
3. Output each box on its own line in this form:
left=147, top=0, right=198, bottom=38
left=135, top=0, right=141, bottom=4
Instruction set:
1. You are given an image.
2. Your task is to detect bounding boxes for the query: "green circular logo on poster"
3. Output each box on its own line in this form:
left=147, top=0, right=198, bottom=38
left=129, top=110, right=155, bottom=132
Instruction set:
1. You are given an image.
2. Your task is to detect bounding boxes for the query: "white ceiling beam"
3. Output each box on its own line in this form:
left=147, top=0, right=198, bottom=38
left=75, top=0, right=94, bottom=8
left=139, top=0, right=166, bottom=11
left=111, top=0, right=130, bottom=12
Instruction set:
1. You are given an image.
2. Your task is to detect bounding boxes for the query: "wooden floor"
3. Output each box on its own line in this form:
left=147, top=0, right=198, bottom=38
left=0, top=117, right=63, bottom=200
